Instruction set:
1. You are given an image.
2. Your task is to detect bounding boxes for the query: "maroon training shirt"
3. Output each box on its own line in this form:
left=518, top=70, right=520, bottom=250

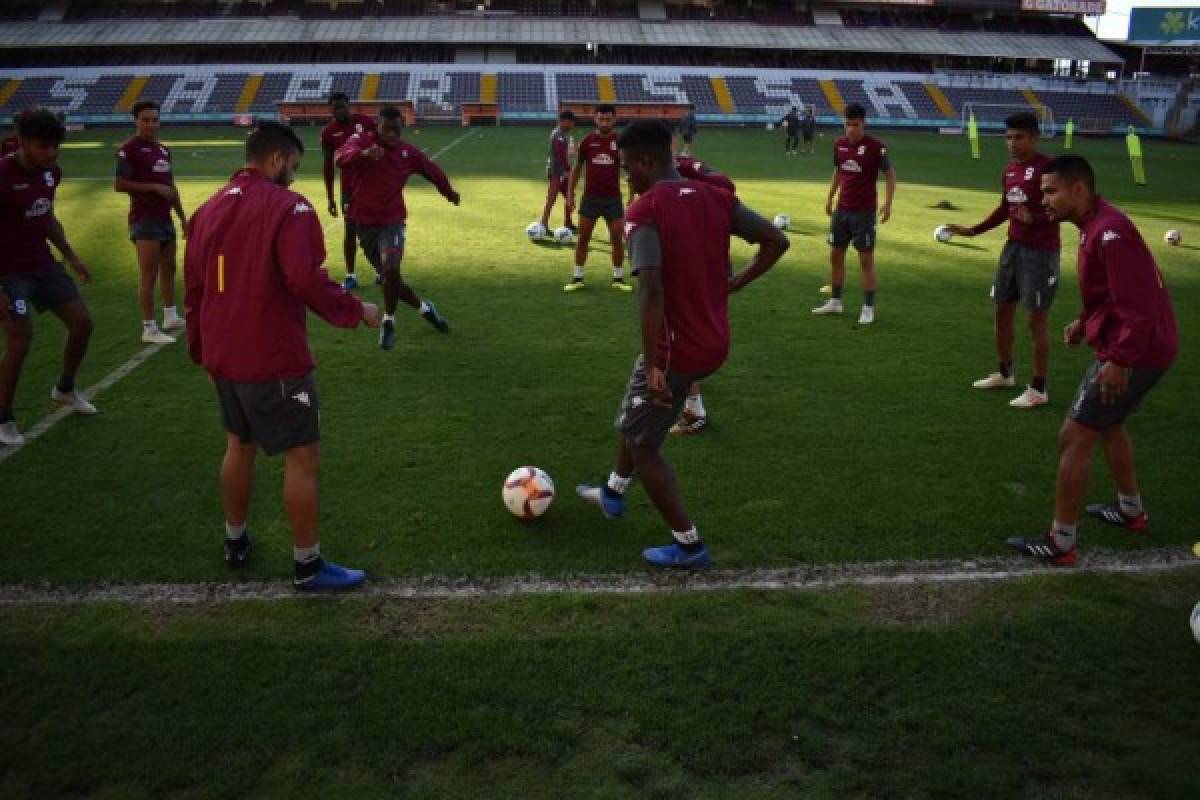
left=115, top=136, right=174, bottom=224
left=578, top=131, right=621, bottom=199
left=320, top=113, right=374, bottom=195
left=971, top=153, right=1060, bottom=252
left=335, top=131, right=455, bottom=226
left=1074, top=198, right=1177, bottom=370
left=675, top=156, right=736, bottom=193
left=184, top=168, right=364, bottom=383
left=0, top=154, right=61, bottom=275
left=833, top=134, right=890, bottom=213
left=624, top=179, right=738, bottom=374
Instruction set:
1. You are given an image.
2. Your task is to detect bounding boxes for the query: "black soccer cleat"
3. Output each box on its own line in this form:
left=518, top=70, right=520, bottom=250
left=421, top=302, right=450, bottom=333
left=379, top=318, right=397, bottom=350
left=223, top=531, right=253, bottom=568
left=1085, top=503, right=1149, bottom=532
left=1005, top=533, right=1077, bottom=567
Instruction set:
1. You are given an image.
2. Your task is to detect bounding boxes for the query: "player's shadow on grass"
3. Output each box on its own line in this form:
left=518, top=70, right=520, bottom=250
left=943, top=241, right=987, bottom=252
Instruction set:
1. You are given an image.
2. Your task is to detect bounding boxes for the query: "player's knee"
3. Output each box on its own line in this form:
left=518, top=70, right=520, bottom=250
left=3, top=322, right=33, bottom=354
left=72, top=313, right=95, bottom=340
left=284, top=443, right=320, bottom=473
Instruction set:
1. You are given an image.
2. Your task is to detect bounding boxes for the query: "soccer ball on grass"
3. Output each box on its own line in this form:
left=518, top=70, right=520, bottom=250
left=934, top=225, right=953, bottom=243
left=525, top=222, right=548, bottom=240
left=554, top=226, right=575, bottom=245
left=502, top=466, right=555, bottom=520
left=773, top=214, right=790, bottom=231
left=1164, top=229, right=1182, bottom=246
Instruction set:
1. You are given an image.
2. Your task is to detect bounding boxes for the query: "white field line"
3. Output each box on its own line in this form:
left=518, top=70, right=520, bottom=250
left=1, top=130, right=482, bottom=466
left=0, top=342, right=168, bottom=465
left=0, top=547, right=1195, bottom=607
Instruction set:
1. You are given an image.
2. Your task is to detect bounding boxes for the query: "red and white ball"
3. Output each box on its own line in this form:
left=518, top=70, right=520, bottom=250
left=502, top=466, right=555, bottom=520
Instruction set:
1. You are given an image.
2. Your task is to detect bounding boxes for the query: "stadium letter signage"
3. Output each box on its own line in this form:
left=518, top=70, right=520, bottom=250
left=1020, top=0, right=1105, bottom=13
left=1129, top=7, right=1200, bottom=43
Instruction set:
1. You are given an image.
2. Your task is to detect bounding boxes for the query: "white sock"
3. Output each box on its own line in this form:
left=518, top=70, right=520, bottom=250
left=672, top=526, right=701, bottom=545
left=612, top=267, right=625, bottom=281
left=225, top=521, right=247, bottom=541
left=294, top=543, right=320, bottom=563
left=418, top=300, right=431, bottom=314
left=163, top=305, right=179, bottom=320
left=142, top=319, right=157, bottom=331
left=1118, top=493, right=1143, bottom=516
left=383, top=313, right=395, bottom=323
left=1050, top=520, right=1077, bottom=551
left=573, top=266, right=585, bottom=280
left=607, top=472, right=631, bottom=494
left=685, top=393, right=705, bottom=417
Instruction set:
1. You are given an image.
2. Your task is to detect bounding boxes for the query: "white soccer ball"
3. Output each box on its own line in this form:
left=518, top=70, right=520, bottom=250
left=553, top=226, right=574, bottom=245
left=1164, top=229, right=1182, bottom=246
left=525, top=222, right=548, bottom=240
left=502, top=466, right=555, bottom=520
left=934, top=225, right=953, bottom=243
left=1191, top=601, right=1200, bottom=645
left=773, top=214, right=790, bottom=230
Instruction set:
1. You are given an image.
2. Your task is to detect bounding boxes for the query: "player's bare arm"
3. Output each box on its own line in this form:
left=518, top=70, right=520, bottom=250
left=321, top=142, right=337, bottom=216
left=880, top=165, right=896, bottom=223
left=729, top=213, right=789, bottom=294
left=636, top=264, right=671, bottom=407
left=825, top=169, right=839, bottom=216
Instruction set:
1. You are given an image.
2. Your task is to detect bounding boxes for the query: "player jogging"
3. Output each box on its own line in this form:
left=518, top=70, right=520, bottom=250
left=320, top=92, right=374, bottom=290
left=185, top=121, right=381, bottom=590
left=1007, top=155, right=1177, bottom=567
left=943, top=112, right=1061, bottom=409
left=575, top=120, right=789, bottom=568
left=335, top=105, right=459, bottom=351
left=539, top=110, right=577, bottom=234
left=781, top=106, right=800, bottom=155
left=564, top=104, right=629, bottom=292
left=114, top=100, right=188, bottom=344
left=812, top=103, right=895, bottom=325
left=801, top=106, right=816, bottom=155
left=0, top=108, right=97, bottom=447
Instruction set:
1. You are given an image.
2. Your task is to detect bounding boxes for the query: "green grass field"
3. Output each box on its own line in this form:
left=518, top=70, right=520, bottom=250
left=1, top=125, right=1198, bottom=797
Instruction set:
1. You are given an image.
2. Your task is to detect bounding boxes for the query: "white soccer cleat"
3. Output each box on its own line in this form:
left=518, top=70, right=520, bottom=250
left=51, top=387, right=98, bottom=415
left=1008, top=386, right=1049, bottom=409
left=811, top=299, right=844, bottom=315
left=972, top=372, right=1016, bottom=390
left=0, top=421, right=24, bottom=446
left=161, top=316, right=185, bottom=332
left=142, top=328, right=176, bottom=345
left=858, top=306, right=875, bottom=325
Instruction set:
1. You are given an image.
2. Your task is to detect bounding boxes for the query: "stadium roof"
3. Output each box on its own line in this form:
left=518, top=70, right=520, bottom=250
left=0, top=18, right=1124, bottom=62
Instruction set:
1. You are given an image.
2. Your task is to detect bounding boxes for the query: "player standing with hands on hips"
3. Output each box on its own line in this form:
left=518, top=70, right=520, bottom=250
left=185, top=121, right=381, bottom=591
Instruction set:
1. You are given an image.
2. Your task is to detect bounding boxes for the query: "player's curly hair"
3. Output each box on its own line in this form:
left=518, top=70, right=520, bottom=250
left=14, top=107, right=66, bottom=144
left=616, top=120, right=672, bottom=165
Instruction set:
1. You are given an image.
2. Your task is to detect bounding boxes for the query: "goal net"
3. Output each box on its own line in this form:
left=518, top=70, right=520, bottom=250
left=958, top=102, right=1057, bottom=138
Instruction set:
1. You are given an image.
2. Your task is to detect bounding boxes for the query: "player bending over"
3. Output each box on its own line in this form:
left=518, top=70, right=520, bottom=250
left=336, top=105, right=460, bottom=350
left=576, top=120, right=789, bottom=569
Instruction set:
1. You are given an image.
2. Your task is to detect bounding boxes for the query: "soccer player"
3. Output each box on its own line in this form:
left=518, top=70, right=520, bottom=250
left=812, top=103, right=895, bottom=325
left=1007, top=155, right=1177, bottom=567
left=539, top=110, right=576, bottom=234
left=114, top=100, right=188, bottom=344
left=575, top=120, right=789, bottom=568
left=801, top=105, right=816, bottom=155
left=320, top=92, right=374, bottom=290
left=564, top=104, right=628, bottom=292
left=0, top=108, right=97, bottom=447
left=335, top=105, right=459, bottom=350
left=781, top=106, right=800, bottom=155
left=942, top=112, right=1060, bottom=409
left=184, top=121, right=381, bottom=590
left=677, top=104, right=698, bottom=156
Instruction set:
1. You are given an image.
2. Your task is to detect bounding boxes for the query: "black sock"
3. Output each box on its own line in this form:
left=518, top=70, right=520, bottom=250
left=294, top=555, right=322, bottom=577
left=864, top=290, right=876, bottom=307
left=832, top=284, right=843, bottom=300
left=56, top=377, right=74, bottom=393
left=1031, top=376, right=1046, bottom=392
left=0, top=407, right=12, bottom=424
left=999, top=361, right=1013, bottom=378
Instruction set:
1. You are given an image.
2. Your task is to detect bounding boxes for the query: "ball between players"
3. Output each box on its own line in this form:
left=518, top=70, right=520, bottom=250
left=1164, top=229, right=1182, bottom=246
left=502, top=466, right=555, bottom=520
left=934, top=224, right=953, bottom=243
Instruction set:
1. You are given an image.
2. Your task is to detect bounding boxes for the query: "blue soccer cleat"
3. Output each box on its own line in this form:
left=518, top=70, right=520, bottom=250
left=421, top=302, right=450, bottom=333
left=642, top=542, right=711, bottom=570
left=379, top=318, right=397, bottom=350
left=293, top=559, right=367, bottom=591
left=576, top=483, right=625, bottom=519
left=342, top=274, right=358, bottom=290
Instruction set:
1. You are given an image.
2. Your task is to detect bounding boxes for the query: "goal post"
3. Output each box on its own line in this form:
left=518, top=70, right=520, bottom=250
left=958, top=102, right=1057, bottom=138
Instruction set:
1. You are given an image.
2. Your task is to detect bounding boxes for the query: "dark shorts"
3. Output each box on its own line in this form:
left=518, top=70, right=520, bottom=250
left=0, top=263, right=81, bottom=318
left=829, top=209, right=877, bottom=252
left=580, top=196, right=624, bottom=222
left=1069, top=360, right=1165, bottom=431
left=993, top=240, right=1060, bottom=311
left=215, top=373, right=320, bottom=456
left=614, top=355, right=713, bottom=450
left=129, top=217, right=176, bottom=243
left=357, top=224, right=407, bottom=274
